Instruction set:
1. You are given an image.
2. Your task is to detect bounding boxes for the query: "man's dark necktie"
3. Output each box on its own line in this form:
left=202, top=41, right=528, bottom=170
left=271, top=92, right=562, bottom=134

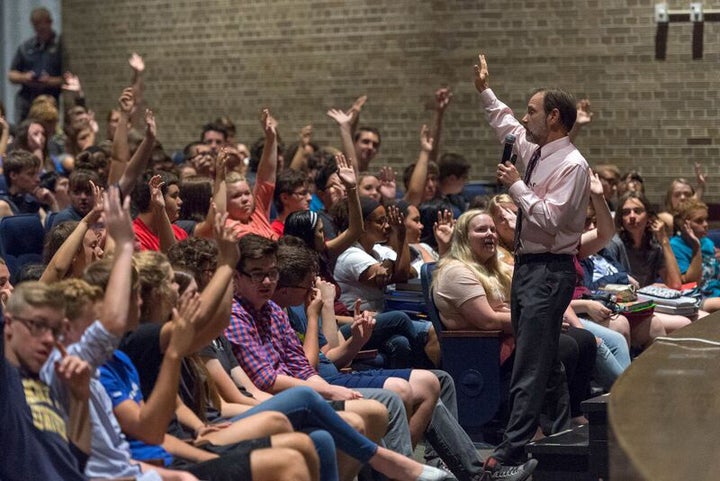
left=513, top=148, right=541, bottom=253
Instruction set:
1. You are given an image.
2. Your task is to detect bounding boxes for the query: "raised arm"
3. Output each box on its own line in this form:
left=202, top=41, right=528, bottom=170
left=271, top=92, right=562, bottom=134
left=676, top=220, right=703, bottom=284
left=160, top=214, right=240, bottom=353
left=55, top=344, right=92, bottom=457
left=99, top=186, right=136, bottom=336
left=323, top=298, right=375, bottom=369
left=108, top=87, right=133, bottom=184
left=325, top=153, right=365, bottom=258
left=579, top=168, right=614, bottom=258
left=387, top=205, right=412, bottom=283
left=288, top=124, right=313, bottom=171
left=404, top=125, right=434, bottom=206
left=652, top=218, right=683, bottom=290
left=255, top=108, right=278, bottom=187
left=128, top=53, right=146, bottom=129
left=190, top=150, right=226, bottom=239
left=300, top=286, right=324, bottom=368
left=116, top=109, right=156, bottom=197
left=111, top=292, right=202, bottom=445
left=60, top=72, right=86, bottom=113
left=429, top=87, right=452, bottom=162
left=694, top=161, right=706, bottom=201
left=432, top=209, right=455, bottom=257
left=148, top=175, right=177, bottom=253
left=40, top=182, right=104, bottom=284
left=326, top=108, right=358, bottom=171
left=568, top=98, right=593, bottom=143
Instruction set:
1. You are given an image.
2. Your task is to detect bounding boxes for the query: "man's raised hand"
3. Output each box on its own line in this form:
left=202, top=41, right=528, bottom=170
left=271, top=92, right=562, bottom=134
left=473, top=53, right=490, bottom=93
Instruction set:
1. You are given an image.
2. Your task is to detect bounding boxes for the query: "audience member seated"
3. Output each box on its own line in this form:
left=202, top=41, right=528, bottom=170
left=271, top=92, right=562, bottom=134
left=657, top=169, right=704, bottom=234
left=670, top=198, right=720, bottom=312
left=223, top=109, right=279, bottom=240
left=132, top=171, right=187, bottom=252
left=49, top=169, right=99, bottom=228
left=272, top=168, right=312, bottom=237
left=2, top=281, right=90, bottom=480
left=433, top=209, right=598, bottom=426
left=0, top=149, right=56, bottom=219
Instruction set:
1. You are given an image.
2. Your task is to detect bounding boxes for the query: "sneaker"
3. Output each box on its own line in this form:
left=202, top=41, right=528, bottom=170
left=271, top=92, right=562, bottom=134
left=483, top=457, right=538, bottom=481
left=426, top=458, right=458, bottom=481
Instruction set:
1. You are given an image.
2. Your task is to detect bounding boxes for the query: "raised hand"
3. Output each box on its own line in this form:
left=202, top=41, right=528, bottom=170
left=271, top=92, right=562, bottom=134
left=149, top=175, right=165, bottom=210
left=650, top=217, right=669, bottom=244
left=695, top=161, right=706, bottom=189
left=681, top=219, right=701, bottom=249
left=435, top=87, right=453, bottom=112
left=260, top=108, right=277, bottom=139
left=168, top=291, right=202, bottom=357
left=349, top=95, right=367, bottom=115
left=576, top=99, right=593, bottom=126
left=588, top=168, right=604, bottom=197
left=104, top=185, right=133, bottom=246
left=215, top=148, right=230, bottom=180
left=473, top=53, right=490, bottom=92
left=386, top=204, right=405, bottom=232
left=316, top=277, right=336, bottom=303
left=433, top=209, right=455, bottom=248
left=379, top=167, right=397, bottom=200
left=62, top=72, right=82, bottom=92
left=33, top=186, right=57, bottom=207
left=306, top=287, right=324, bottom=319
left=326, top=108, right=353, bottom=127
left=299, top=124, right=313, bottom=146
left=128, top=52, right=145, bottom=73
left=335, top=153, right=356, bottom=188
left=214, top=212, right=240, bottom=267
left=420, top=124, right=434, bottom=153
left=84, top=181, right=105, bottom=226
left=350, top=299, right=375, bottom=347
left=55, top=343, right=92, bottom=401
left=118, top=87, right=135, bottom=114
left=145, top=109, right=156, bottom=138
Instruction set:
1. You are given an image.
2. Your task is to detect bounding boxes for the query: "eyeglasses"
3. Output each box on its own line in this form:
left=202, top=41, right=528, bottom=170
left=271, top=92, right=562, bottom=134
left=291, top=190, right=309, bottom=197
left=10, top=315, right=64, bottom=339
left=239, top=268, right=280, bottom=284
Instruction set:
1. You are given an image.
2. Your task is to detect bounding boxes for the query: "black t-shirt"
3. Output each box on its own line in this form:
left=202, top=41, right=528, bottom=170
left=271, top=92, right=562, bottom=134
left=119, top=322, right=165, bottom=400
left=0, top=319, right=87, bottom=481
left=200, top=336, right=255, bottom=399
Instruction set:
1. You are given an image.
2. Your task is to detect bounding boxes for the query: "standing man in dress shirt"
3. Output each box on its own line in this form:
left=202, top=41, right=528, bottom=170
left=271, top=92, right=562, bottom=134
left=474, top=53, right=590, bottom=476
left=8, top=8, right=64, bottom=122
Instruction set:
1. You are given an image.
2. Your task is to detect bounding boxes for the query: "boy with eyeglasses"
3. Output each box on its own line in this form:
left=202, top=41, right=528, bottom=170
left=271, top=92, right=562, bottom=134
left=1, top=281, right=92, bottom=480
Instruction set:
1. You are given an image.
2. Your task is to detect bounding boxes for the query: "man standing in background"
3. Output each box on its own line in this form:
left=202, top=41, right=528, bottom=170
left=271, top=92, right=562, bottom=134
left=8, top=7, right=64, bottom=122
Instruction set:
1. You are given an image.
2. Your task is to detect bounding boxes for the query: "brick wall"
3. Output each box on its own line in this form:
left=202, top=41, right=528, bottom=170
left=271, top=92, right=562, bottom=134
left=62, top=0, right=720, bottom=205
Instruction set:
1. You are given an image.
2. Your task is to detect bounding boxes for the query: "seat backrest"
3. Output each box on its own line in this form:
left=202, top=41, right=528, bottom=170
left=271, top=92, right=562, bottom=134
left=0, top=214, right=45, bottom=257
left=421, top=262, right=446, bottom=335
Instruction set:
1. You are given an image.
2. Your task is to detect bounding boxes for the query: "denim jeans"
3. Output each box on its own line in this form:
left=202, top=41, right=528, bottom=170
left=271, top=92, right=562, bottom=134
left=340, top=311, right=430, bottom=368
left=230, top=386, right=377, bottom=464
left=424, top=370, right=487, bottom=481
left=580, top=318, right=631, bottom=391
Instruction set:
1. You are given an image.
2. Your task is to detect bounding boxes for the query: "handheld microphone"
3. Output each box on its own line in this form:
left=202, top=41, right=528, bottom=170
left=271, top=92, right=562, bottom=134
left=500, top=134, right=516, bottom=164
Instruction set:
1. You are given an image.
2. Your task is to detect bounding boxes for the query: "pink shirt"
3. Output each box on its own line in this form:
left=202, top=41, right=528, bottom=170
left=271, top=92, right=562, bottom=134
left=481, top=89, right=590, bottom=255
left=226, top=181, right=279, bottom=241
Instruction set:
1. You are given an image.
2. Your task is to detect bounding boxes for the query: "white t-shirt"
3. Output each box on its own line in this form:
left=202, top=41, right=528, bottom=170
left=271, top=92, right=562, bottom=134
left=334, top=242, right=397, bottom=312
